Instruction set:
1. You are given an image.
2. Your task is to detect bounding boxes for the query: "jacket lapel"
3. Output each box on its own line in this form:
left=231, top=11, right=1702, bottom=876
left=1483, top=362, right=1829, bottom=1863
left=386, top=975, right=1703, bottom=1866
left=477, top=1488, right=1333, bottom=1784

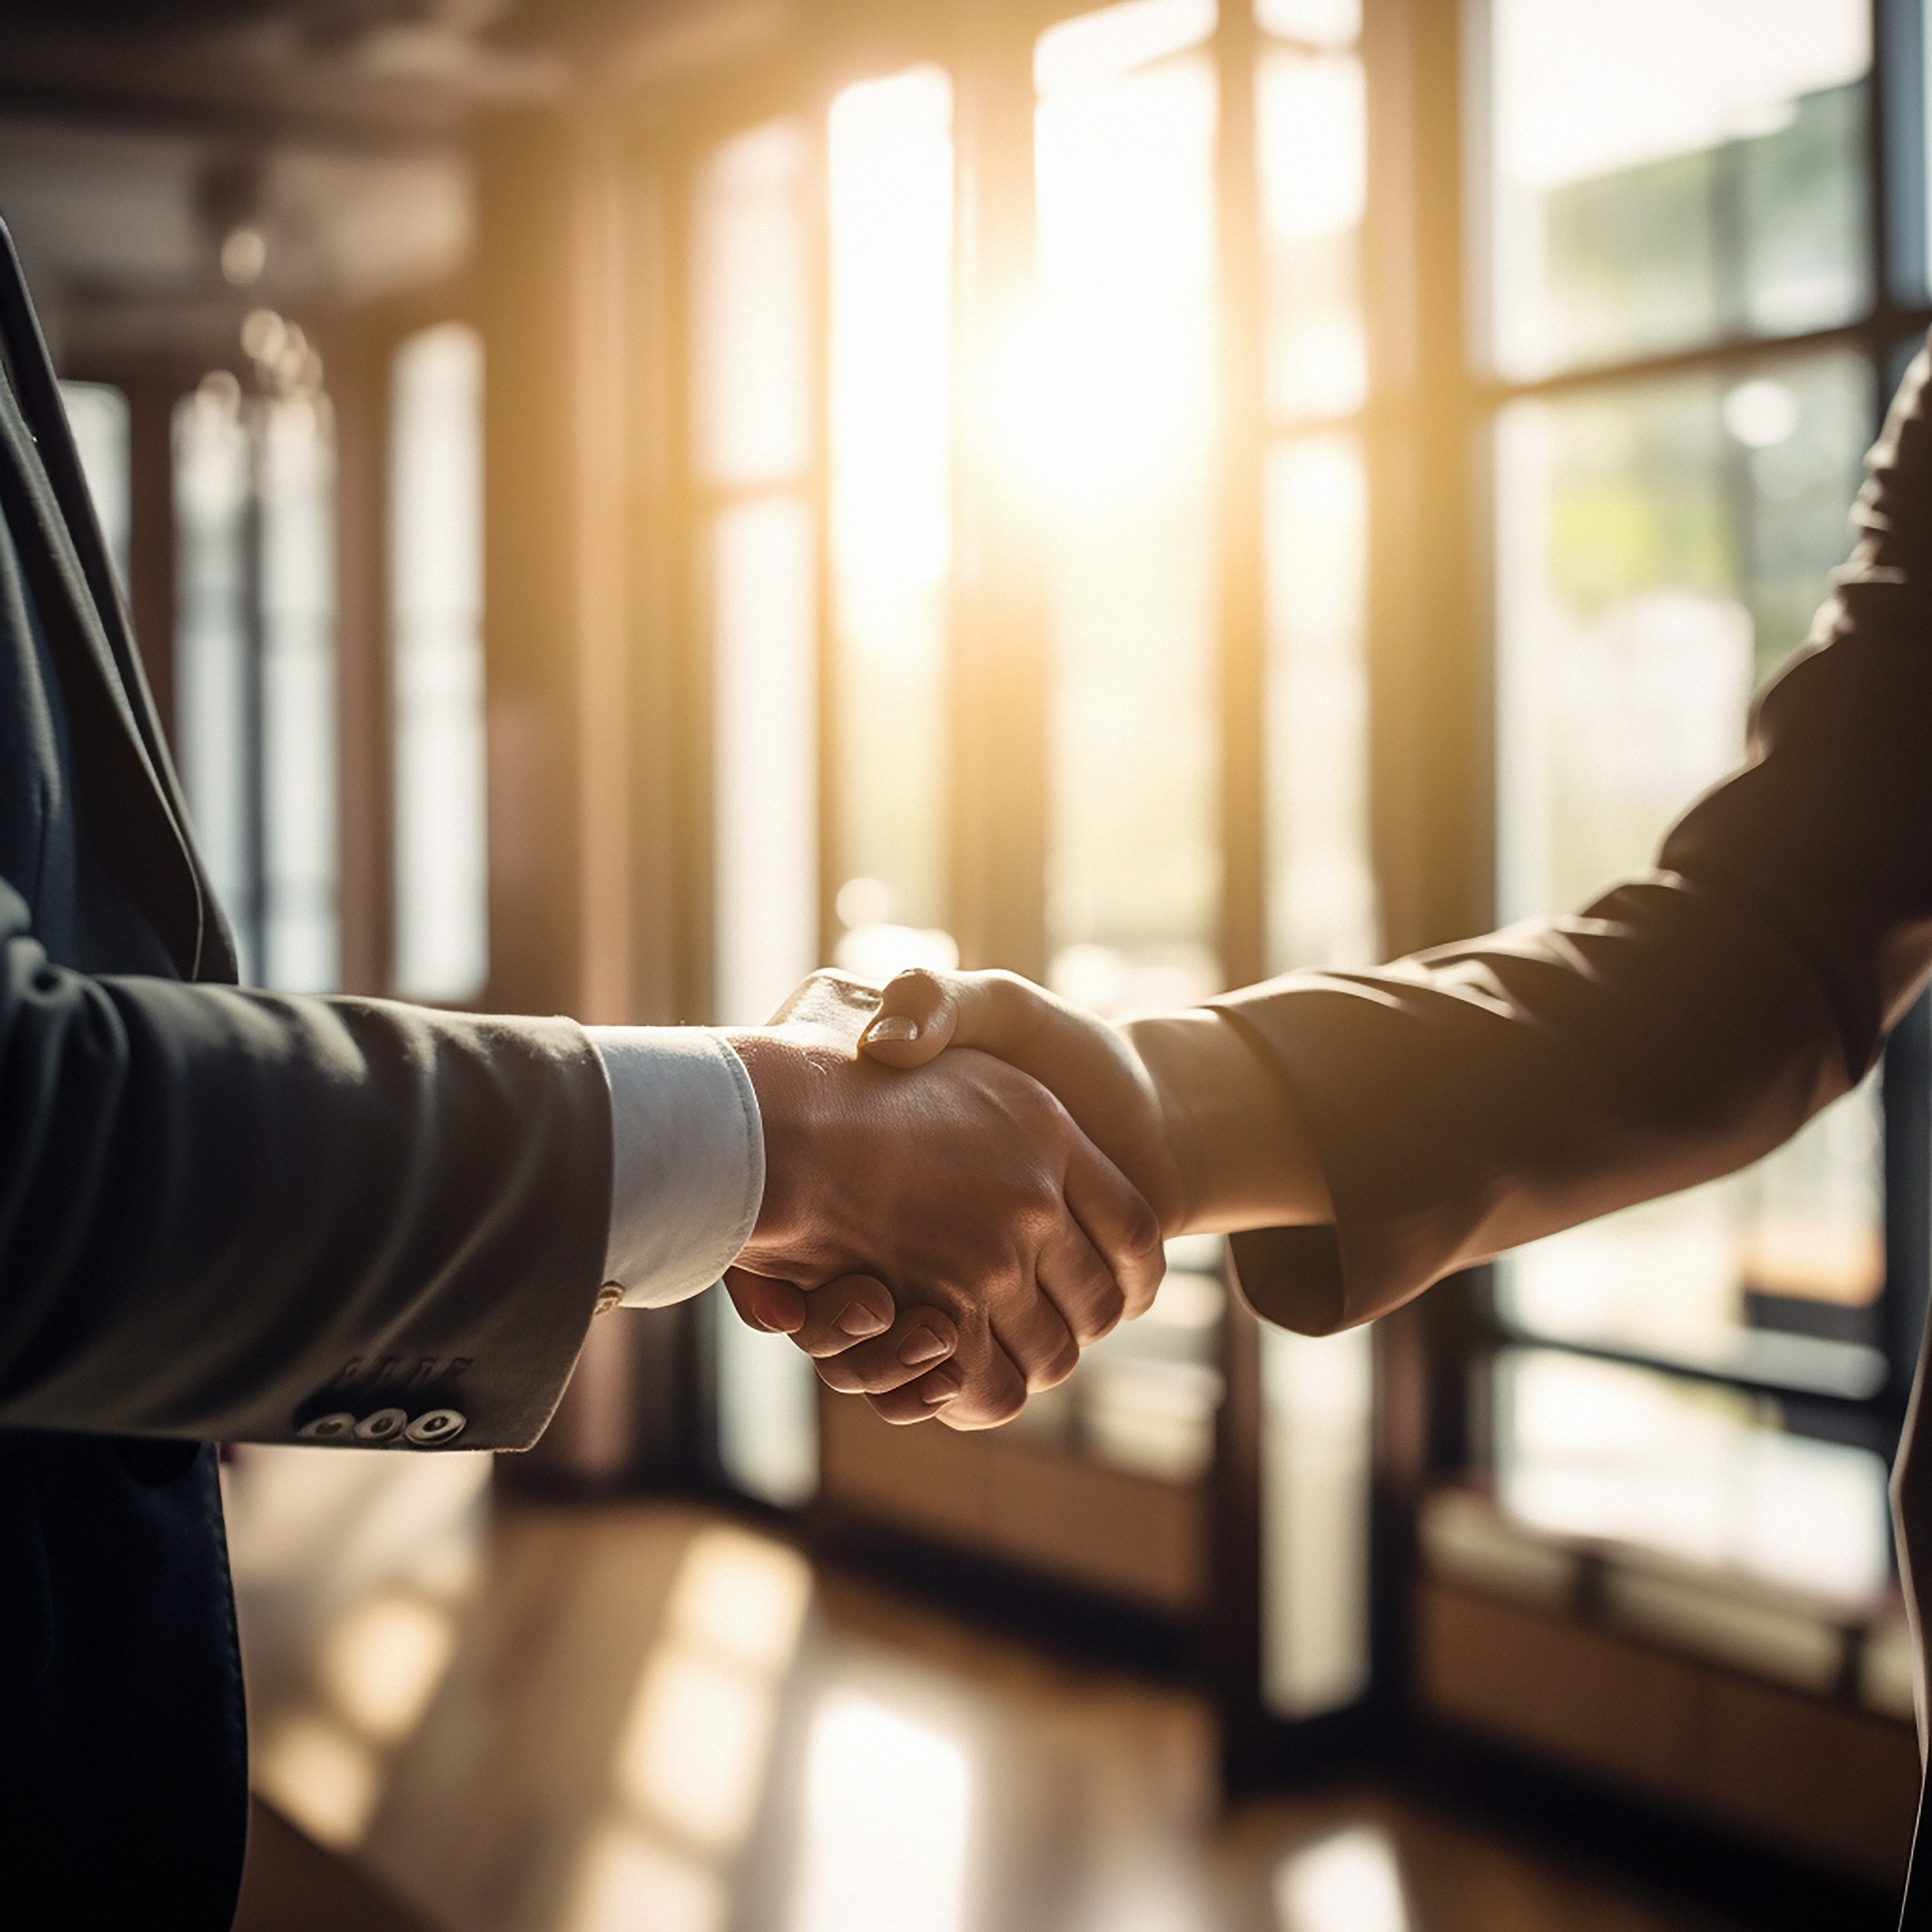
left=0, top=219, right=232, bottom=982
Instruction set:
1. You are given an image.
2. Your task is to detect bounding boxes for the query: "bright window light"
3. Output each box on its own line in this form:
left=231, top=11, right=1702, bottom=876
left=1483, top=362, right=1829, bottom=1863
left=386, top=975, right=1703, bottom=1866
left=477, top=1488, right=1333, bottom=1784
left=1036, top=0, right=1217, bottom=97
left=828, top=65, right=954, bottom=939
left=1275, top=1827, right=1410, bottom=1932
left=390, top=321, right=487, bottom=1003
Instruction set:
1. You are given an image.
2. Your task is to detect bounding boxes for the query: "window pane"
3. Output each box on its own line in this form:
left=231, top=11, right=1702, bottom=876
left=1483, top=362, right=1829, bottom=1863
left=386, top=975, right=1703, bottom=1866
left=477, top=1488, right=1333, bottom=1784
left=1035, top=0, right=1215, bottom=94
left=1035, top=8, right=1222, bottom=1015
left=1496, top=1348, right=1891, bottom=1604
left=1495, top=350, right=1883, bottom=1386
left=1256, top=0, right=1357, bottom=47
left=828, top=67, right=954, bottom=965
left=1258, top=43, right=1365, bottom=421
left=694, top=115, right=822, bottom=1510
left=712, top=1285, right=817, bottom=1509
left=709, top=495, right=818, bottom=1029
left=1487, top=0, right=1871, bottom=379
left=60, top=380, right=130, bottom=594
left=1262, top=1321, right=1372, bottom=1716
left=1266, top=432, right=1376, bottom=972
left=691, top=120, right=812, bottom=489
left=390, top=322, right=488, bottom=1004
left=258, top=394, right=338, bottom=992
left=175, top=376, right=253, bottom=961
left=1256, top=0, right=1376, bottom=1726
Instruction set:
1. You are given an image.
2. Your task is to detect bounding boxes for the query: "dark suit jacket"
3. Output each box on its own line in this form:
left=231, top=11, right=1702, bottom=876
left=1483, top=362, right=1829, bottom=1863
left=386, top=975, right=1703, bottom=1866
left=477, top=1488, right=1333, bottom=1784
left=0, top=230, right=612, bottom=1927
left=1221, top=341, right=1932, bottom=1341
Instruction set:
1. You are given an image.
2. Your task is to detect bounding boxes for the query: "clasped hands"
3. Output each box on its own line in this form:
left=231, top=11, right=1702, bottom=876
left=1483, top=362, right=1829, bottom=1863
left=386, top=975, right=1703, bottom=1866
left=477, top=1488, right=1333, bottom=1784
left=719, top=969, right=1206, bottom=1428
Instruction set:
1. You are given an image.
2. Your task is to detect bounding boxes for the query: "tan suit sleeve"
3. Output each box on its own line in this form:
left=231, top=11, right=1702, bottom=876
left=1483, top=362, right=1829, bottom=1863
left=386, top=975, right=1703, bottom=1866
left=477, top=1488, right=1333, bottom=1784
left=1219, top=338, right=1932, bottom=1335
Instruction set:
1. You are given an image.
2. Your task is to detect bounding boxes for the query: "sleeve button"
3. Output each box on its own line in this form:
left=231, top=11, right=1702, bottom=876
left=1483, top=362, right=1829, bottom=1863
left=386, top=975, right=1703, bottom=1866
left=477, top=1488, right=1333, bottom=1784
left=404, top=1408, right=467, bottom=1446
left=297, top=1412, right=357, bottom=1442
left=353, top=1407, right=410, bottom=1443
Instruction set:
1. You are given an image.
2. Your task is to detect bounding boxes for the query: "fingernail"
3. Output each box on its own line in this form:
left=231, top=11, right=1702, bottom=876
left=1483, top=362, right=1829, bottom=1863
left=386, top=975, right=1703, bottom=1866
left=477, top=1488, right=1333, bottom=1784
left=838, top=1303, right=888, bottom=1338
left=865, top=1015, right=920, bottom=1044
left=920, top=1367, right=961, bottom=1403
left=899, top=1326, right=949, bottom=1366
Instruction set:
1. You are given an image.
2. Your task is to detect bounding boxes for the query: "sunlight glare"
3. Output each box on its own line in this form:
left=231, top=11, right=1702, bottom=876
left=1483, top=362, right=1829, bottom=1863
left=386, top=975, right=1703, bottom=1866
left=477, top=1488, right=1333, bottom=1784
left=1257, top=0, right=1359, bottom=46
left=566, top=1823, right=726, bottom=1932
left=616, top=1648, right=778, bottom=1854
left=829, top=66, right=952, bottom=597
left=318, top=1589, right=457, bottom=1744
left=665, top=1526, right=814, bottom=1675
left=1259, top=52, right=1363, bottom=236
left=791, top=1692, right=973, bottom=1932
left=1025, top=50, right=1217, bottom=504
left=692, top=119, right=812, bottom=487
left=254, top=1711, right=380, bottom=1852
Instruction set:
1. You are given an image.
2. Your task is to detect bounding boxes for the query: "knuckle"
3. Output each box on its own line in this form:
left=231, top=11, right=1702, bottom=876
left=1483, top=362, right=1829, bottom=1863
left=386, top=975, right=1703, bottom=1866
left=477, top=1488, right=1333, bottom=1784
left=981, top=1385, right=1028, bottom=1424
left=1029, top=1338, right=1080, bottom=1391
left=1128, top=1199, right=1163, bottom=1256
left=886, top=967, right=941, bottom=1006
left=1073, top=1284, right=1126, bottom=1345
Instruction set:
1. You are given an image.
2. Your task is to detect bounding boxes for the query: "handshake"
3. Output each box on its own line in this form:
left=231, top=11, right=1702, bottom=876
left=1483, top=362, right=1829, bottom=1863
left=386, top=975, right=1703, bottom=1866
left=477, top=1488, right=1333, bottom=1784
left=716, top=967, right=1331, bottom=1428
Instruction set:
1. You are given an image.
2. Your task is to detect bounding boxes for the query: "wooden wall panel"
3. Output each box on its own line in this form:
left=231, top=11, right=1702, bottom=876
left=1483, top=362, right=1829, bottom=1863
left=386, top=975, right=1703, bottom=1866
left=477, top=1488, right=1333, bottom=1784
left=1417, top=1581, right=1920, bottom=1888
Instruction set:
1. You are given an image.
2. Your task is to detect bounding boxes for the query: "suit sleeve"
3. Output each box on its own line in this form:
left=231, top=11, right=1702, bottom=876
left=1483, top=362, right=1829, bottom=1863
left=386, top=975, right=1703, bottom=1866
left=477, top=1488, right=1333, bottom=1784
left=1219, top=341, right=1932, bottom=1335
left=0, top=879, right=614, bottom=1447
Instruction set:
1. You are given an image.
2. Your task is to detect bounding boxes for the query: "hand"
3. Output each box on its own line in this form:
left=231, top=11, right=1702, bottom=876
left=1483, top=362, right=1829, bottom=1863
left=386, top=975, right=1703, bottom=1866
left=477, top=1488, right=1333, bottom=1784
left=855, top=969, right=1186, bottom=1231
left=854, top=967, right=1332, bottom=1239
left=721, top=984, right=1165, bottom=1428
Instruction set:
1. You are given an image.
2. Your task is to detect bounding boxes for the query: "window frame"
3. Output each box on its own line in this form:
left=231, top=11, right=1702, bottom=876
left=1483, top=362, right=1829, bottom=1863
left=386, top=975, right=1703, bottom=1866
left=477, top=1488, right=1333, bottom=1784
left=1414, top=0, right=1932, bottom=1492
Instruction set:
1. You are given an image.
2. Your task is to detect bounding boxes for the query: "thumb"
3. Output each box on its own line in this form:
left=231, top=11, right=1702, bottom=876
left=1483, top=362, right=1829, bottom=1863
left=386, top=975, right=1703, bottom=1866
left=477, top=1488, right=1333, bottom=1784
left=858, top=968, right=960, bottom=1067
left=723, top=1267, right=806, bottom=1335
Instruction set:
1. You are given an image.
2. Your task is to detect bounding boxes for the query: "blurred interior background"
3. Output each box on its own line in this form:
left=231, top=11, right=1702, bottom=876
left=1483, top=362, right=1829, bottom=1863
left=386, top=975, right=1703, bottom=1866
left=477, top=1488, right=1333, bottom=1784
left=16, top=0, right=1932, bottom=1926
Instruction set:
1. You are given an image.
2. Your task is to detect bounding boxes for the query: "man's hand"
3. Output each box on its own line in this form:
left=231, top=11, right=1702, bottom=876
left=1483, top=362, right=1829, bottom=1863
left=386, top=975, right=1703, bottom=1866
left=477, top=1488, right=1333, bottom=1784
left=720, top=982, right=1165, bottom=1428
left=856, top=967, right=1332, bottom=1237
left=855, top=969, right=1186, bottom=1230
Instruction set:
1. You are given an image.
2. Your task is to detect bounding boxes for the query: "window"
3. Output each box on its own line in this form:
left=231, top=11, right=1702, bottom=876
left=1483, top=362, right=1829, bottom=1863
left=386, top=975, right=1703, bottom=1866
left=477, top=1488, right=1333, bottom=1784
left=389, top=321, right=488, bottom=1005
left=644, top=0, right=1382, bottom=1716
left=1474, top=0, right=1927, bottom=1594
left=1035, top=1, right=1223, bottom=1015
left=691, top=114, right=823, bottom=1509
left=60, top=380, right=130, bottom=594
left=174, top=345, right=339, bottom=993
left=826, top=66, right=957, bottom=980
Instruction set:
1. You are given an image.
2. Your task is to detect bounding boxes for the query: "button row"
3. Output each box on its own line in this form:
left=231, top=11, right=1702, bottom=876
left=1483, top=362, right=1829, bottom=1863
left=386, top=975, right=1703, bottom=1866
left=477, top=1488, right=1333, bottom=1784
left=297, top=1406, right=467, bottom=1447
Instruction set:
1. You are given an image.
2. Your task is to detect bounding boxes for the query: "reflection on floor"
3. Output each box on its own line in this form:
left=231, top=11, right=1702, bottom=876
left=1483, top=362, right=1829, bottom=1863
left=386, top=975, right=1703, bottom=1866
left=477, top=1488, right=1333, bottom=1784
left=223, top=1446, right=1741, bottom=1932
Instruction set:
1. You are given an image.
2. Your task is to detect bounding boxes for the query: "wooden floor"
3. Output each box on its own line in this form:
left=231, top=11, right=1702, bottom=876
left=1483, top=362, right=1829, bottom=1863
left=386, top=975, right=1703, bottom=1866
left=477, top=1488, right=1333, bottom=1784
left=222, top=1447, right=1749, bottom=1932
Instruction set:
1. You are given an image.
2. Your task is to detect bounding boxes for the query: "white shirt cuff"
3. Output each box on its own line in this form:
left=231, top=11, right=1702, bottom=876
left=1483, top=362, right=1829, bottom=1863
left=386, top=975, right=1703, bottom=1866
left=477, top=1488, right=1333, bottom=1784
left=587, top=1026, right=764, bottom=1310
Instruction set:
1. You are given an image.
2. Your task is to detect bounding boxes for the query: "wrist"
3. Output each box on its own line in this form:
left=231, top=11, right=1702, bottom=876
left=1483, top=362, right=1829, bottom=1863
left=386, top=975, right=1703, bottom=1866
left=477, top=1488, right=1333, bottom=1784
left=1121, top=1010, right=1332, bottom=1234
left=722, top=1029, right=820, bottom=1247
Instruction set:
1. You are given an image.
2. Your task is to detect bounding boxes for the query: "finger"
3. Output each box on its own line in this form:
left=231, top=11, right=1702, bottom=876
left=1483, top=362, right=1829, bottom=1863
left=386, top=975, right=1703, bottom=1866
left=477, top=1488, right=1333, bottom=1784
left=984, top=1269, right=1082, bottom=1396
left=790, top=1274, right=899, bottom=1355
left=864, top=1361, right=965, bottom=1426
left=852, top=1308, right=1031, bottom=1429
left=723, top=1267, right=806, bottom=1335
left=1063, top=1134, right=1166, bottom=1320
left=1036, top=1219, right=1128, bottom=1347
left=814, top=1307, right=963, bottom=1395
left=858, top=968, right=960, bottom=1066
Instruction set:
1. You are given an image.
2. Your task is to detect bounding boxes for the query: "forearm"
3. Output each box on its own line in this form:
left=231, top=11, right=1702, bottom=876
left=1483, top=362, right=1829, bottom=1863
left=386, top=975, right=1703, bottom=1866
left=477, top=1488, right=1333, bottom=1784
left=0, top=891, right=611, bottom=1444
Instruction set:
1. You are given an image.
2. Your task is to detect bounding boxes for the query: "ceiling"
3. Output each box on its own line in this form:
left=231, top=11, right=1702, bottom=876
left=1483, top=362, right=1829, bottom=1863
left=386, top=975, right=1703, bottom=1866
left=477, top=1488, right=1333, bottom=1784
left=0, top=0, right=539, bottom=369
left=0, top=0, right=815, bottom=366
